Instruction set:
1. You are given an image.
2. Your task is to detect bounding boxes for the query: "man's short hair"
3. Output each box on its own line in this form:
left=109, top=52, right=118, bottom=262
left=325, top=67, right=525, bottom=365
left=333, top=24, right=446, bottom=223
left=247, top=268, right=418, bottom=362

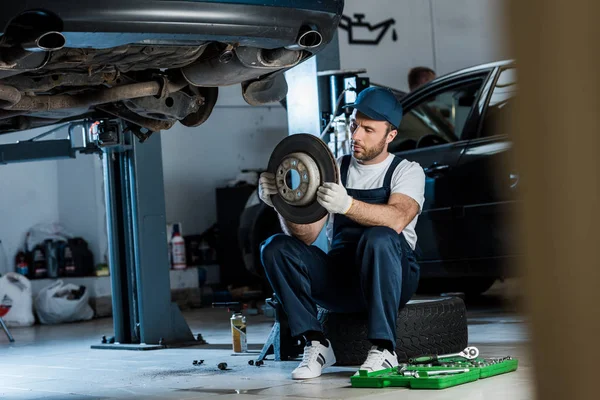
left=386, top=121, right=397, bottom=133
left=408, top=66, right=435, bottom=91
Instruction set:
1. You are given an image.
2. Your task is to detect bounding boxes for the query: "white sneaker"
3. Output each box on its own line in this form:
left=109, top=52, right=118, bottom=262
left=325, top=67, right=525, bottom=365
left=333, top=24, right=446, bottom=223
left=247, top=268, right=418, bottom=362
left=355, top=346, right=399, bottom=375
left=291, top=340, right=336, bottom=380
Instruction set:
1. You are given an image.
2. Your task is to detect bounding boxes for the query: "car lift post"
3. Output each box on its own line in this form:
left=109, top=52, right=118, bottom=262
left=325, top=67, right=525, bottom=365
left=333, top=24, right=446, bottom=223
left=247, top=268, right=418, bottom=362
left=93, top=126, right=196, bottom=349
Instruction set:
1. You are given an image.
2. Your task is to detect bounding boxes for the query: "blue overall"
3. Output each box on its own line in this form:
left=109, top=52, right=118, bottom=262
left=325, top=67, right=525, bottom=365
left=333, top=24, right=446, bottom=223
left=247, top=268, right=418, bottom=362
left=260, top=155, right=421, bottom=347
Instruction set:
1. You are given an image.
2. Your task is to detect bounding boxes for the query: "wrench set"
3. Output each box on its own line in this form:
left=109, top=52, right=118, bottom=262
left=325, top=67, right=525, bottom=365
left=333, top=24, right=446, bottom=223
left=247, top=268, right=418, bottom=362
left=351, top=346, right=519, bottom=390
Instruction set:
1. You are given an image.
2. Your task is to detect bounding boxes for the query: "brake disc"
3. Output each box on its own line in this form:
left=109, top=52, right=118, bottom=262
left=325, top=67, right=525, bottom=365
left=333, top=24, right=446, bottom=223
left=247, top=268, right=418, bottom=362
left=267, top=134, right=338, bottom=224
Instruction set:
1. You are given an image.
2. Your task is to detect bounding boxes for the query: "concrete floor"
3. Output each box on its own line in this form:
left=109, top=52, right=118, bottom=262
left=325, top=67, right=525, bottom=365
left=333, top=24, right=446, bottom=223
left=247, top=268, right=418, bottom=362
left=0, top=281, right=532, bottom=400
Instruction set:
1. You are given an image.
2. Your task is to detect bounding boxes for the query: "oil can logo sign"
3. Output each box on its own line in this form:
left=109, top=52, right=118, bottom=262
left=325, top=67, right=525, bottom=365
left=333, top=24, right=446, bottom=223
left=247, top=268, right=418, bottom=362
left=339, top=13, right=397, bottom=45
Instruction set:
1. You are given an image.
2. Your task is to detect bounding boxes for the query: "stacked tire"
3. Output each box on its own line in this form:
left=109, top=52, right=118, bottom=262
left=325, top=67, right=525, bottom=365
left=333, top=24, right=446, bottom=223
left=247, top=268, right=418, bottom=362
left=318, top=297, right=468, bottom=366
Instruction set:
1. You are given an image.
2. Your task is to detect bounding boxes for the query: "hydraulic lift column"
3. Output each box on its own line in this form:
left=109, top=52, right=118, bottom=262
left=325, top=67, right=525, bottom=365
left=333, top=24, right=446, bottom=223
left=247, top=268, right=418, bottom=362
left=95, top=127, right=195, bottom=349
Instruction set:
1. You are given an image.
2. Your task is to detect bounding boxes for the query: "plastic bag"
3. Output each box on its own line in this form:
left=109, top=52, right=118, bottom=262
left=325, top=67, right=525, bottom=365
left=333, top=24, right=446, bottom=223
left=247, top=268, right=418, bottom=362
left=25, top=223, right=72, bottom=252
left=0, top=272, right=35, bottom=327
left=34, top=280, right=94, bottom=324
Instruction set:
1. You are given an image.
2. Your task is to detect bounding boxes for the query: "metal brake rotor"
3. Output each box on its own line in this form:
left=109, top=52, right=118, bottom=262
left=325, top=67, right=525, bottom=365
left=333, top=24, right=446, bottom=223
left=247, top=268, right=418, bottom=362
left=267, top=134, right=338, bottom=224
left=275, top=152, right=321, bottom=206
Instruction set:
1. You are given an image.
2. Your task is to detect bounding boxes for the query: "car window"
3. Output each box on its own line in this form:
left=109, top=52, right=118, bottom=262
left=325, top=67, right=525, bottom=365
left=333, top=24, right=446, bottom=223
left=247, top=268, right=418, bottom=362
left=481, top=68, right=517, bottom=138
left=389, top=79, right=484, bottom=152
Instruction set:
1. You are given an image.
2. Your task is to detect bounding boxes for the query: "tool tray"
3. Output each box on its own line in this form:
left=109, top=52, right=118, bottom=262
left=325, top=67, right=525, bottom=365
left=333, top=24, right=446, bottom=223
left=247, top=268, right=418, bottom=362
left=350, top=357, right=519, bottom=389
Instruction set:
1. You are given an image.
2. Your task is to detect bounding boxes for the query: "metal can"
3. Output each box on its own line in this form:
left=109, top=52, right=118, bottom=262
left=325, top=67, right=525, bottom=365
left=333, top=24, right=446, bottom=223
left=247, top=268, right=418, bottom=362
left=231, top=312, right=247, bottom=353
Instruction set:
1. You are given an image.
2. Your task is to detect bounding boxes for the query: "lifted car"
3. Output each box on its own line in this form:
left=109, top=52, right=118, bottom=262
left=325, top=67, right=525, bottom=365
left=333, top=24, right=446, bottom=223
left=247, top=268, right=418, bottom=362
left=0, top=0, right=343, bottom=136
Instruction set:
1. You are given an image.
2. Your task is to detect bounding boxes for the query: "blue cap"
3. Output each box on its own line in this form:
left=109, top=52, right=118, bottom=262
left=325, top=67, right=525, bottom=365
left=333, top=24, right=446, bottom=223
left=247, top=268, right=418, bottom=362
left=343, top=87, right=403, bottom=128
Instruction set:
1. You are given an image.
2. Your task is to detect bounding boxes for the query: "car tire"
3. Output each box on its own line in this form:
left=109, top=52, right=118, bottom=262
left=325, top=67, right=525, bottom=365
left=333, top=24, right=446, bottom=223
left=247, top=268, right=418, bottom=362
left=238, top=200, right=282, bottom=291
left=318, top=297, right=468, bottom=366
left=416, top=277, right=497, bottom=296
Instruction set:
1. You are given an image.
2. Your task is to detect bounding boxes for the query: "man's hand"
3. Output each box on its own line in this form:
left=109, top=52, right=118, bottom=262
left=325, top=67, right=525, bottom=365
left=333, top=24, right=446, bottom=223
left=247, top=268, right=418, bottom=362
left=317, top=182, right=353, bottom=214
left=258, top=172, right=277, bottom=207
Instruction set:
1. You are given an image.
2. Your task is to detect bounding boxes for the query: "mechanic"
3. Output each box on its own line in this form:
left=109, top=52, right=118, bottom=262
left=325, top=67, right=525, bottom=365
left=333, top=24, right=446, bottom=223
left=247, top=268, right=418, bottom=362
left=408, top=66, right=436, bottom=91
left=258, top=87, right=425, bottom=380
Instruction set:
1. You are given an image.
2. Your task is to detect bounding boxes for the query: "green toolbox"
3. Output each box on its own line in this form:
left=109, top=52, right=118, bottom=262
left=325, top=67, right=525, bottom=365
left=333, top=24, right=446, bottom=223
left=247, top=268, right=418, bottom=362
left=350, top=356, right=519, bottom=390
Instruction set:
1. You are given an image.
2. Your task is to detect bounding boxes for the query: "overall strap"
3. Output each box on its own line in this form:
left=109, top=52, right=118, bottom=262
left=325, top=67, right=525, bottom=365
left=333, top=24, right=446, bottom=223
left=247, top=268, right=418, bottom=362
left=340, top=155, right=352, bottom=187
left=383, top=156, right=402, bottom=189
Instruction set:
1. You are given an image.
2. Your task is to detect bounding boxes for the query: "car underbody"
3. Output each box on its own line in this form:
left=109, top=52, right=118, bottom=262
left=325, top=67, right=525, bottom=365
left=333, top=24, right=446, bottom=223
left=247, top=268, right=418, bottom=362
left=0, top=2, right=342, bottom=135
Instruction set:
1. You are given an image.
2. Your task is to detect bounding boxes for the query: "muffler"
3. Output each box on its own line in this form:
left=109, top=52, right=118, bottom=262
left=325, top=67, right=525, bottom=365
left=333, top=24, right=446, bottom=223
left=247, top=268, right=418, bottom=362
left=181, top=46, right=302, bottom=87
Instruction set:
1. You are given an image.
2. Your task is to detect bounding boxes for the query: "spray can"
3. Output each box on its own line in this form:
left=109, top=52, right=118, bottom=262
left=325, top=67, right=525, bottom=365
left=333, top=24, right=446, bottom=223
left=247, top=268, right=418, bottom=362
left=170, top=224, right=186, bottom=270
left=231, top=311, right=247, bottom=353
left=213, top=302, right=247, bottom=353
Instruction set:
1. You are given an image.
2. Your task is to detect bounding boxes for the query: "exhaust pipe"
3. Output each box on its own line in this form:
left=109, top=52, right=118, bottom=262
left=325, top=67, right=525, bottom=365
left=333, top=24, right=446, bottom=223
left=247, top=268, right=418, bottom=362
left=1, top=31, right=66, bottom=66
left=22, top=31, right=66, bottom=53
left=285, top=26, right=323, bottom=50
left=0, top=78, right=187, bottom=112
left=0, top=84, right=22, bottom=108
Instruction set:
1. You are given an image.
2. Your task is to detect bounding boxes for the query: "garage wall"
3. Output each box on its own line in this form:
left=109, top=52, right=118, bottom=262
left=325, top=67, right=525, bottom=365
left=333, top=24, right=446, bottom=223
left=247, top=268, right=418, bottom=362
left=160, top=85, right=288, bottom=236
left=431, top=0, right=508, bottom=74
left=339, top=0, right=509, bottom=91
left=0, top=130, right=60, bottom=264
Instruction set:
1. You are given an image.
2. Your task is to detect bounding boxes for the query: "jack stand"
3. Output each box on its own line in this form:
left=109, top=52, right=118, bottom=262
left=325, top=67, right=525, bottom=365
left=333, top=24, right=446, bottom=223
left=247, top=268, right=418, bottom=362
left=0, top=316, right=15, bottom=343
left=256, top=296, right=304, bottom=362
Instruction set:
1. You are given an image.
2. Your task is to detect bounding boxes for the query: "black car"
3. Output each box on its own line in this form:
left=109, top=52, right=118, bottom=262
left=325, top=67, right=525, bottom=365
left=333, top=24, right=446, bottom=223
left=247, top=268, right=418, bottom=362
left=0, top=0, right=343, bottom=135
left=387, top=59, right=518, bottom=295
left=240, top=60, right=518, bottom=295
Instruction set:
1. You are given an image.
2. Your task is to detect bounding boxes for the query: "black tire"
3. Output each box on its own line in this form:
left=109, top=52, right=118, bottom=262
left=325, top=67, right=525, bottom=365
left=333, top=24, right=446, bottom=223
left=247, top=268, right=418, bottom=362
left=238, top=200, right=282, bottom=280
left=416, top=277, right=497, bottom=296
left=318, top=297, right=468, bottom=366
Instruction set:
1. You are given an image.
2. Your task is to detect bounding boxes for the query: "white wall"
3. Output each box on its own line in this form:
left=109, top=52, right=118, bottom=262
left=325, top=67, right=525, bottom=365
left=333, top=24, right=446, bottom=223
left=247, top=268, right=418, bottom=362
left=431, top=0, right=509, bottom=74
left=0, top=130, right=60, bottom=263
left=161, top=85, right=288, bottom=236
left=338, top=0, right=510, bottom=91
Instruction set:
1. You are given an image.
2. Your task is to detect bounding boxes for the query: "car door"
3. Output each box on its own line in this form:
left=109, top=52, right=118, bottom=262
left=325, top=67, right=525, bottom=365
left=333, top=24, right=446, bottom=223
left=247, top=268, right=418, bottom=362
left=389, top=71, right=492, bottom=265
left=451, top=66, right=520, bottom=263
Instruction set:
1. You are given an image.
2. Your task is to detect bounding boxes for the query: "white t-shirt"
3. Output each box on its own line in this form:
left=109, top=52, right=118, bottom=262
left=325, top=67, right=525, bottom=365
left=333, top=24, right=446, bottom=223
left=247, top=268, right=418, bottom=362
left=325, top=153, right=426, bottom=251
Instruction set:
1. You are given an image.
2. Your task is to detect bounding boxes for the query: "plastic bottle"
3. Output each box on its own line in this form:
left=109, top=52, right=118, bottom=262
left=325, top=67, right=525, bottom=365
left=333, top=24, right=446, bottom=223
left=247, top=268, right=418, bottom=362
left=32, top=245, right=48, bottom=279
left=15, top=251, right=29, bottom=276
left=63, top=243, right=75, bottom=276
left=170, top=224, right=187, bottom=270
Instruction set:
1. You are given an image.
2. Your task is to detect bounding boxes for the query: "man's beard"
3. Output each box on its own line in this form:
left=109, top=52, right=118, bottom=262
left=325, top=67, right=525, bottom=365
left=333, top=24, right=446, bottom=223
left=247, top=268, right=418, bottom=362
left=353, top=134, right=388, bottom=162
